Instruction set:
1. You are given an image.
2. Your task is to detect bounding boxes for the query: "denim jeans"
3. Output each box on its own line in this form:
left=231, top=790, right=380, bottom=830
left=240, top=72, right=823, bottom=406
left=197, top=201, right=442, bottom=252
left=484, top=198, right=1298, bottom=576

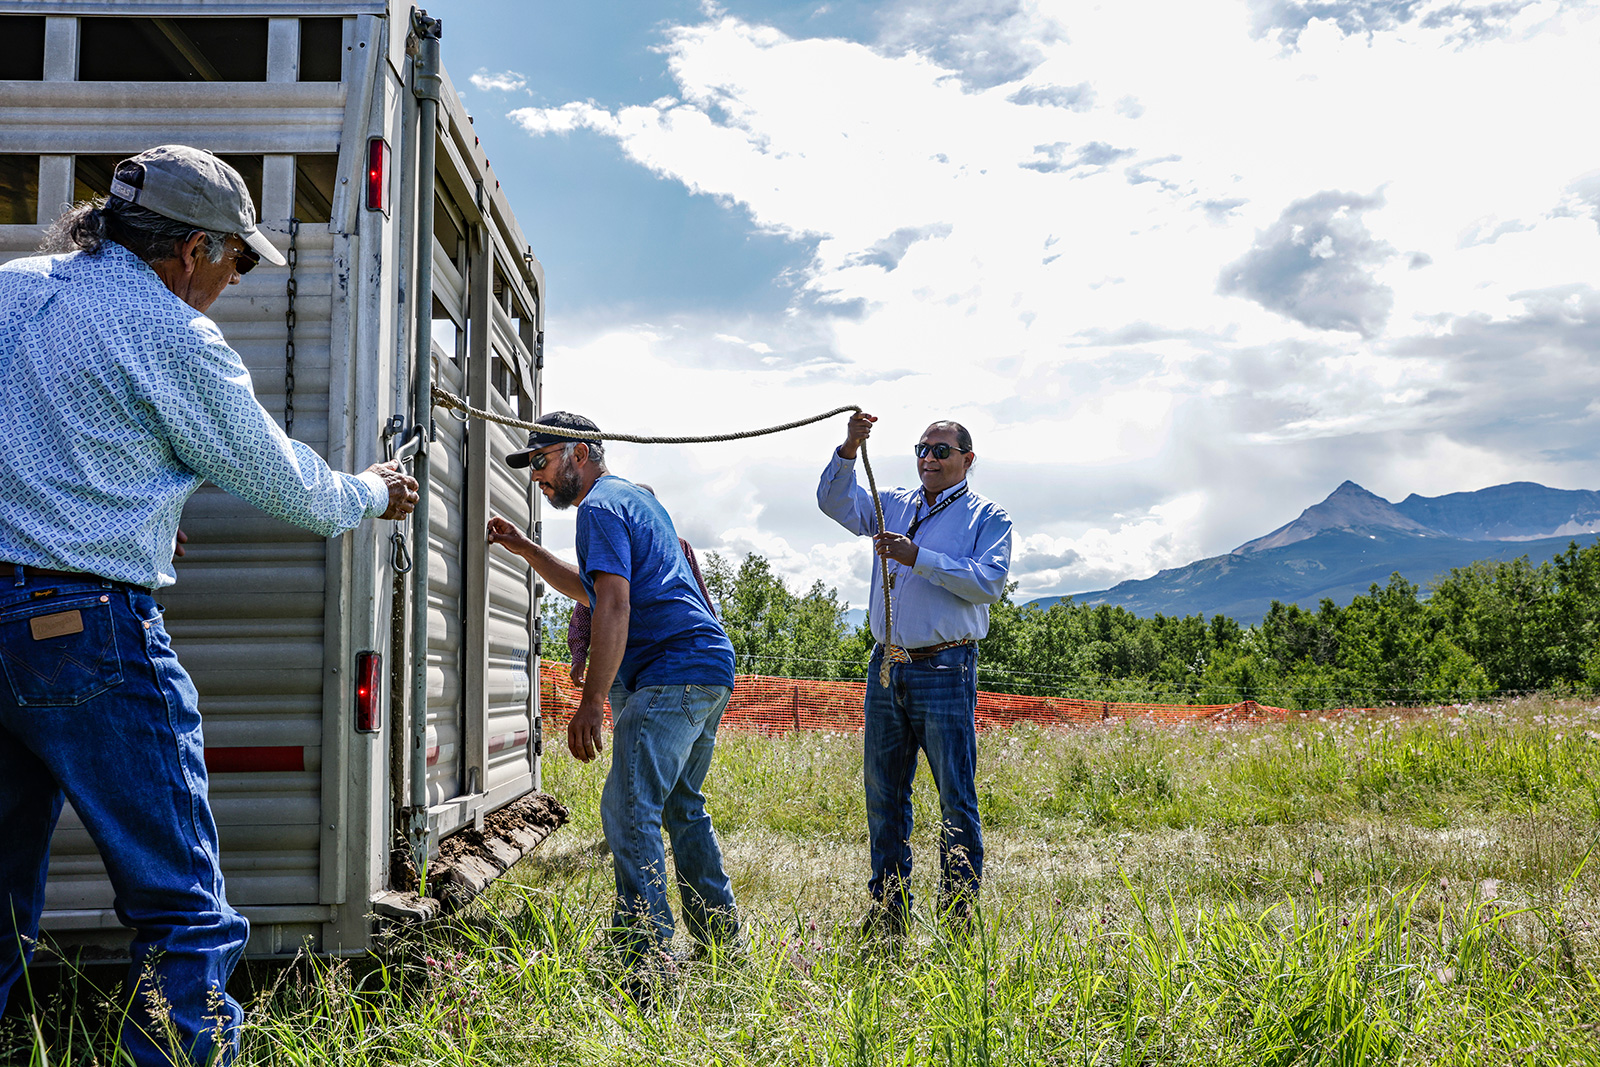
left=602, top=682, right=736, bottom=966
left=0, top=570, right=248, bottom=1066
left=864, top=642, right=983, bottom=913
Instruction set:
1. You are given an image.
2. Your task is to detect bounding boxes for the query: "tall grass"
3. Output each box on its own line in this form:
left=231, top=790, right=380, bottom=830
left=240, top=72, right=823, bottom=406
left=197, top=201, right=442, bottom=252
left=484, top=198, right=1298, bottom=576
left=10, top=698, right=1600, bottom=1065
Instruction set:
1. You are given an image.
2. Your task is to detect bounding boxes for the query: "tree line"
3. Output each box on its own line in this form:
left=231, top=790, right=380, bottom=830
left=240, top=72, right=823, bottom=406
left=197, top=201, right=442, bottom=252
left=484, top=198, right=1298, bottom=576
left=538, top=540, right=1600, bottom=709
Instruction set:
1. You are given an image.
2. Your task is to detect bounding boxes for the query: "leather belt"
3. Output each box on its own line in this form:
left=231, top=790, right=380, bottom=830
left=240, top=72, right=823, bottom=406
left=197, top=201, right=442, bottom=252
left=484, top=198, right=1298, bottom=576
left=0, top=563, right=150, bottom=594
left=878, top=638, right=974, bottom=661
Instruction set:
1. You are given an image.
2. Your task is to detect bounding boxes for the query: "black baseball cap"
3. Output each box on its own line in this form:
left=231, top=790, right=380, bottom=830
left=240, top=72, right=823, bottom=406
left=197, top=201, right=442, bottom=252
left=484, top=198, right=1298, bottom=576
left=505, top=411, right=600, bottom=468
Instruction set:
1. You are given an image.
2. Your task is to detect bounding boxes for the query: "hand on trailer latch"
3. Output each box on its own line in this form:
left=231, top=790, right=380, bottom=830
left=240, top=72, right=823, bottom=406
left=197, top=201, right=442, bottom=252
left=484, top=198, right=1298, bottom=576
left=382, top=416, right=420, bottom=574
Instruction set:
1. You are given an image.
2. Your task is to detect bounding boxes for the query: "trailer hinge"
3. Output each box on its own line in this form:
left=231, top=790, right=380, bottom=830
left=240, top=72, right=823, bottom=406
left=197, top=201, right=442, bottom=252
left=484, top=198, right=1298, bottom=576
left=533, top=520, right=542, bottom=545
left=535, top=330, right=544, bottom=370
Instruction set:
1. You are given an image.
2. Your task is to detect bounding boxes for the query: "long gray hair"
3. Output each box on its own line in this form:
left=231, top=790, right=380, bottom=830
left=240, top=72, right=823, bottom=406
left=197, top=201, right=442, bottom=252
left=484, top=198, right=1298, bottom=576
left=39, top=160, right=227, bottom=265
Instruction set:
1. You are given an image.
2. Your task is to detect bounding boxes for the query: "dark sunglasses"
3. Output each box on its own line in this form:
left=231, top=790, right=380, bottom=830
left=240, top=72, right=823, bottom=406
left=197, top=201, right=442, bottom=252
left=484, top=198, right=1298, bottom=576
left=232, top=245, right=261, bottom=276
left=914, top=442, right=969, bottom=460
left=526, top=445, right=566, bottom=471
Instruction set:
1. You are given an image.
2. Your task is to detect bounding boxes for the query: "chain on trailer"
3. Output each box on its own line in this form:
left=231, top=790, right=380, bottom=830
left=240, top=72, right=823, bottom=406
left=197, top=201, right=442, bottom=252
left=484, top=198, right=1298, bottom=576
left=284, top=217, right=299, bottom=436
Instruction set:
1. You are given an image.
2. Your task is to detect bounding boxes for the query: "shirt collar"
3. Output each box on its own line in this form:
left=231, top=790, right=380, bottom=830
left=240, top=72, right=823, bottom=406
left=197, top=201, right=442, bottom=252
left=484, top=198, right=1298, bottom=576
left=64, top=241, right=163, bottom=287
left=919, top=480, right=969, bottom=508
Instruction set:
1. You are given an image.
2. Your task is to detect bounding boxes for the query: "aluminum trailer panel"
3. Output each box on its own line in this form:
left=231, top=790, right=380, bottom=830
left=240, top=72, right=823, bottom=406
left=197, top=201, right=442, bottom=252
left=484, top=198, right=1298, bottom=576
left=0, top=1, right=549, bottom=960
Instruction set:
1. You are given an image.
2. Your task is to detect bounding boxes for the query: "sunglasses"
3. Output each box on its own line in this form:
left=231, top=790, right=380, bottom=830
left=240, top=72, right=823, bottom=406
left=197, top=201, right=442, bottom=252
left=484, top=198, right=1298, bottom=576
left=526, top=445, right=566, bottom=471
left=914, top=442, right=969, bottom=460
left=231, top=244, right=261, bottom=276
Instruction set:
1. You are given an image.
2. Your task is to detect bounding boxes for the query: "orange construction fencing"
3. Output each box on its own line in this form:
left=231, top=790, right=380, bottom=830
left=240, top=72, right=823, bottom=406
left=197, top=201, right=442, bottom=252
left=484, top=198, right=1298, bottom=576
left=538, top=660, right=1293, bottom=735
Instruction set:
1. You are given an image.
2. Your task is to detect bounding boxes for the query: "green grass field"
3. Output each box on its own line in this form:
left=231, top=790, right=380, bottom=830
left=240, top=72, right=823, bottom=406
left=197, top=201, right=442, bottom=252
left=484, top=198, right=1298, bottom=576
left=14, top=698, right=1600, bottom=1065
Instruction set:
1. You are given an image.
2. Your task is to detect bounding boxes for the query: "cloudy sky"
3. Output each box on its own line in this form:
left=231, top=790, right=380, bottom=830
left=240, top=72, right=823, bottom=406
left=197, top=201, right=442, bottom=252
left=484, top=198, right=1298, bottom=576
left=427, top=0, right=1600, bottom=609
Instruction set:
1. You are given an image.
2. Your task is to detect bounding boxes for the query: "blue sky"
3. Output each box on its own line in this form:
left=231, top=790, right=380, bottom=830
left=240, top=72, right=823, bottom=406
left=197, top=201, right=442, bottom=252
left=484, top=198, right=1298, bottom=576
left=424, top=1, right=845, bottom=318
left=429, top=0, right=1600, bottom=610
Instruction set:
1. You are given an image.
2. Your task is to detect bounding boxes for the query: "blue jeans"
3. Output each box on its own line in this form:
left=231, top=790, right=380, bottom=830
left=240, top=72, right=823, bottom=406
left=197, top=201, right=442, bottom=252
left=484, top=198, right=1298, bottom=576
left=602, top=682, right=736, bottom=966
left=0, top=570, right=248, bottom=1066
left=864, top=642, right=983, bottom=913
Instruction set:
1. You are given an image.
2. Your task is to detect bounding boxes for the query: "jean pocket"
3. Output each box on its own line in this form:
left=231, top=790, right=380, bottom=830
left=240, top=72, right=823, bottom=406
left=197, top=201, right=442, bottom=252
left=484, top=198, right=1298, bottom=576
left=0, top=596, right=124, bottom=707
left=682, top=685, right=728, bottom=726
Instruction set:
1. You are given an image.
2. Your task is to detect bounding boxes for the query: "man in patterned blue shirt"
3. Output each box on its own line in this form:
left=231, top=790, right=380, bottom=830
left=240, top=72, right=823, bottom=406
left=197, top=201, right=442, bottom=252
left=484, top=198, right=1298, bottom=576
left=0, top=146, right=416, bottom=1066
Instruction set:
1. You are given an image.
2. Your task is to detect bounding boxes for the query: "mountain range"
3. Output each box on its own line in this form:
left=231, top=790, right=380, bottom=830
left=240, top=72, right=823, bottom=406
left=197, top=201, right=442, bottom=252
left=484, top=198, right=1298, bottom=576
left=1038, top=481, right=1600, bottom=625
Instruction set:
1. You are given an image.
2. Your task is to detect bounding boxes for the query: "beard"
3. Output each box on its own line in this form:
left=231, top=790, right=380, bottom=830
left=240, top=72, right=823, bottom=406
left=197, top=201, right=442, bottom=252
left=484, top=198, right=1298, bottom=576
left=545, top=458, right=584, bottom=509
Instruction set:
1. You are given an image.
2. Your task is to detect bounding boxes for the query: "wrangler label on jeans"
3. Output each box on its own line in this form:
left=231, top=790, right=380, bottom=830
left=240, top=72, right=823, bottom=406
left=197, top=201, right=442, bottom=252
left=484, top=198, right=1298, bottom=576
left=29, top=610, right=83, bottom=641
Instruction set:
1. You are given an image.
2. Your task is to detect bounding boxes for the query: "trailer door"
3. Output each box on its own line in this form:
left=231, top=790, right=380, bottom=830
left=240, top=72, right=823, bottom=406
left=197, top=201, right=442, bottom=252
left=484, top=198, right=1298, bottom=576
left=414, top=115, right=541, bottom=843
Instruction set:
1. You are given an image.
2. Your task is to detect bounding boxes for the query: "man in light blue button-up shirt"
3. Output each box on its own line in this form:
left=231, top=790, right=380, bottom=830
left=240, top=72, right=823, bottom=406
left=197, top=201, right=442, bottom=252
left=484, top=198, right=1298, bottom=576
left=818, top=412, right=1012, bottom=937
left=0, top=146, right=416, bottom=1067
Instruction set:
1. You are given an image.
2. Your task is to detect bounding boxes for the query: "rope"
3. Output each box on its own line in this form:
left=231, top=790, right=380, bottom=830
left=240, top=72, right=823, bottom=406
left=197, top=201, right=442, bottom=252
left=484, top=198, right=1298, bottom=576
left=431, top=385, right=896, bottom=685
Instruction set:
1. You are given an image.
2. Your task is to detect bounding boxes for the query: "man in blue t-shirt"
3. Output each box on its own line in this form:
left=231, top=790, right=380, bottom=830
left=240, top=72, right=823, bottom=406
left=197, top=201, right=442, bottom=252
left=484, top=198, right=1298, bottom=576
left=486, top=411, right=739, bottom=973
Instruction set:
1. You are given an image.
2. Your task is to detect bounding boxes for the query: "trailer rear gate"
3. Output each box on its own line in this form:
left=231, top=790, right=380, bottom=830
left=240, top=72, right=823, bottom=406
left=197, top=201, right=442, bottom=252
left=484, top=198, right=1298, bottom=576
left=0, top=3, right=548, bottom=959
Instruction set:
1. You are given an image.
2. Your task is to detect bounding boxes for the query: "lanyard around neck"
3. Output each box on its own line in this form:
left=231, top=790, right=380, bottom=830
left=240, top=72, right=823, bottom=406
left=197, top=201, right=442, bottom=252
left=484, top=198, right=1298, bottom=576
left=906, top=486, right=967, bottom=541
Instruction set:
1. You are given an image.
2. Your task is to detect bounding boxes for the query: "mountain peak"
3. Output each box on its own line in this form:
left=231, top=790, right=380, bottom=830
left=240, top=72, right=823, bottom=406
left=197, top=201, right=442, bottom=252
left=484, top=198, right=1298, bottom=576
left=1055, top=478, right=1600, bottom=624
left=1394, top=482, right=1600, bottom=541
left=1233, top=481, right=1434, bottom=555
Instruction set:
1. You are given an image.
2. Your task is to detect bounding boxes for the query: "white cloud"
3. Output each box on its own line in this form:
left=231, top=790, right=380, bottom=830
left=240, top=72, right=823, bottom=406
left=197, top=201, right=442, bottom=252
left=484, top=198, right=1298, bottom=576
left=469, top=68, right=529, bottom=94
left=507, top=101, right=615, bottom=137
left=713, top=332, right=774, bottom=354
left=509, top=2, right=1600, bottom=603
left=1012, top=494, right=1209, bottom=594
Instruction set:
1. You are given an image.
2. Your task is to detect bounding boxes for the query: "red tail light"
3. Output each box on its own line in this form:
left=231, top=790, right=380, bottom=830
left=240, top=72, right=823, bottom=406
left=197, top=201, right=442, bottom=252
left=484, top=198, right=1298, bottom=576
left=366, top=137, right=391, bottom=214
left=355, top=651, right=382, bottom=732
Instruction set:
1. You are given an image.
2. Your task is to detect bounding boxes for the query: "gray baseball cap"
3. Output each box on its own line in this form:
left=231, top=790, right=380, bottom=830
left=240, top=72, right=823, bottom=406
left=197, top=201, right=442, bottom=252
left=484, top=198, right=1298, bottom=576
left=108, top=144, right=286, bottom=266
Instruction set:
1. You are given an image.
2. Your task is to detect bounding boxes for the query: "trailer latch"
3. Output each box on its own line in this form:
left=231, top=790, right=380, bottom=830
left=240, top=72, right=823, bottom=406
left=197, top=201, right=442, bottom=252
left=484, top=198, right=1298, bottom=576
left=381, top=417, right=419, bottom=574
left=383, top=414, right=427, bottom=464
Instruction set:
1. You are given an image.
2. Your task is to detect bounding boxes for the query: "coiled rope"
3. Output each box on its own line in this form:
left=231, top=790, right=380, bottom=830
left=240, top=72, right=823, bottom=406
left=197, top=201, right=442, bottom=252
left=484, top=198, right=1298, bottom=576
left=431, top=385, right=897, bottom=686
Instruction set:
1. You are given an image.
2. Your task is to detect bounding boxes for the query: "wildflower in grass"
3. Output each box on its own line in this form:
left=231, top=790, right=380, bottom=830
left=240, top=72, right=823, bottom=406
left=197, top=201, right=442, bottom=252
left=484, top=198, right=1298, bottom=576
left=203, top=982, right=229, bottom=1056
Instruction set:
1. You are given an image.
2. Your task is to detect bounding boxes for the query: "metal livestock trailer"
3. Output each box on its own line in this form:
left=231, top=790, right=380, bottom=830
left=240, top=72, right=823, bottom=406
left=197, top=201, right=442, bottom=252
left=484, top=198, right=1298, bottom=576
left=0, top=0, right=561, bottom=960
